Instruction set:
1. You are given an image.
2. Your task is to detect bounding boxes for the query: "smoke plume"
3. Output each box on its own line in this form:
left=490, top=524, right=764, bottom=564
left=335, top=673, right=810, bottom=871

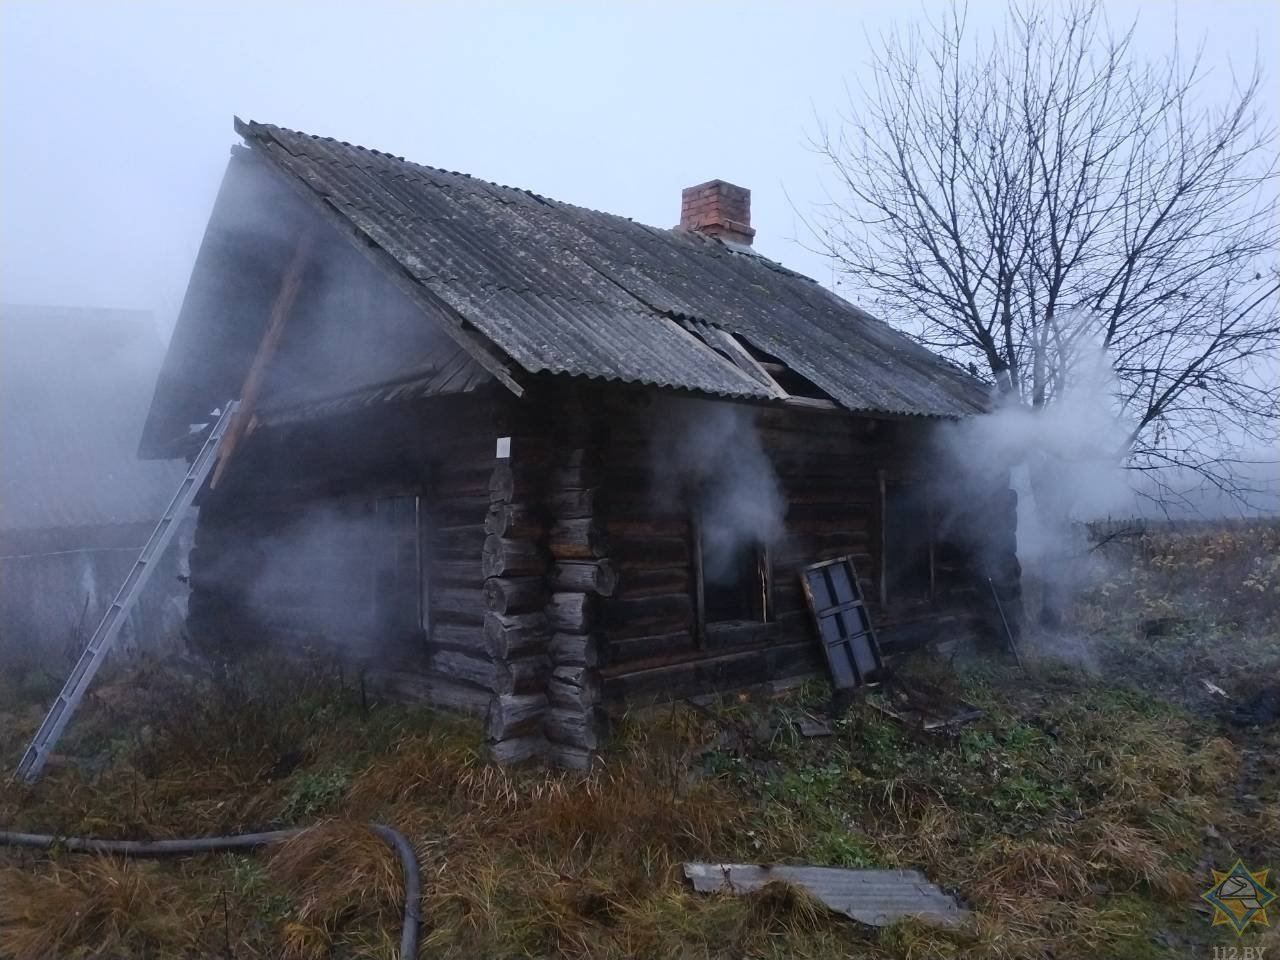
left=933, top=350, right=1135, bottom=653
left=651, top=398, right=786, bottom=582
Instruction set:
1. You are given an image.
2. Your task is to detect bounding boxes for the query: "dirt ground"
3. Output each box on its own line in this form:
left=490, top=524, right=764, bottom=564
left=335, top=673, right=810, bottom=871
left=1, top=522, right=1277, bottom=959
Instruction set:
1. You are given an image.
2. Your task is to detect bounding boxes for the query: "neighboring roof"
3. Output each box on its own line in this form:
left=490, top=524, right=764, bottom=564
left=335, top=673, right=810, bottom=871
left=1, top=305, right=187, bottom=532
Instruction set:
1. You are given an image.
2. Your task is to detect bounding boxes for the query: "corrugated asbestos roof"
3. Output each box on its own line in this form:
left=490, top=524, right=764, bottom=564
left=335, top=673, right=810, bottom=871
left=237, top=120, right=989, bottom=419
left=1, top=305, right=188, bottom=532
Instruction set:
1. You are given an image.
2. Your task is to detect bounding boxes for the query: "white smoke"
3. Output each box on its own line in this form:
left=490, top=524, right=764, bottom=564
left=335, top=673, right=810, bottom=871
left=225, top=504, right=399, bottom=659
left=651, top=398, right=786, bottom=582
left=934, top=348, right=1136, bottom=643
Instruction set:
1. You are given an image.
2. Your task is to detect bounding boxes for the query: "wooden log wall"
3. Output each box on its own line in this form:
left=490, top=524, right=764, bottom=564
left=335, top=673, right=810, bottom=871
left=188, top=389, right=545, bottom=723
left=482, top=427, right=553, bottom=764
left=590, top=393, right=1019, bottom=707
left=187, top=379, right=1022, bottom=760
left=538, top=393, right=611, bottom=770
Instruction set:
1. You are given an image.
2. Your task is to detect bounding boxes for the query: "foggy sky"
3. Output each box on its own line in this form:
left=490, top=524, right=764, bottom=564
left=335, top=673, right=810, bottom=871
left=3, top=1, right=1276, bottom=337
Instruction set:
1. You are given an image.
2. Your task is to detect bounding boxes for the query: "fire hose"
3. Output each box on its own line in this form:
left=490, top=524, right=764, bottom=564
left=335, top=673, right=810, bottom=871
left=0, top=824, right=421, bottom=959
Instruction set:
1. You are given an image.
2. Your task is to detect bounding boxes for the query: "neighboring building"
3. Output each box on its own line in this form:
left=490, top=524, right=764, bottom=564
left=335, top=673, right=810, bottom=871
left=1, top=305, right=188, bottom=663
left=140, top=120, right=1020, bottom=767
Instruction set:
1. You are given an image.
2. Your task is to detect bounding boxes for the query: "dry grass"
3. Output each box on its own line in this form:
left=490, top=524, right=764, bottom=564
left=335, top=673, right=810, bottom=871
left=0, top=660, right=1260, bottom=959
left=0, top=856, right=194, bottom=958
left=1, top=523, right=1276, bottom=958
left=269, top=822, right=404, bottom=959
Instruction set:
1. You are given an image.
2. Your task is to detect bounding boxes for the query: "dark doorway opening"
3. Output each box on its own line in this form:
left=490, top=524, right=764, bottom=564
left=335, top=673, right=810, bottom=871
left=882, top=482, right=934, bottom=603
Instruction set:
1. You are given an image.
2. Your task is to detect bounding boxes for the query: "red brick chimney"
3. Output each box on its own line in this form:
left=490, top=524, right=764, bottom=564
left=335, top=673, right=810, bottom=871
left=679, top=179, right=755, bottom=246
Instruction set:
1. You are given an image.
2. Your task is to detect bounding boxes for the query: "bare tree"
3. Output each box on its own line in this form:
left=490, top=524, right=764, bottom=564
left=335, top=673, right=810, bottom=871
left=812, top=1, right=1279, bottom=514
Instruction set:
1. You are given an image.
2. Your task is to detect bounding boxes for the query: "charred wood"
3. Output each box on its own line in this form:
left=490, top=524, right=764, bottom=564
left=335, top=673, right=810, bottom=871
left=603, top=592, right=693, bottom=639
left=548, top=632, right=599, bottom=668
left=548, top=744, right=595, bottom=771
left=483, top=576, right=548, bottom=615
left=545, top=707, right=607, bottom=750
left=487, top=692, right=548, bottom=740
left=484, top=502, right=547, bottom=539
left=431, top=622, right=486, bottom=653
left=613, top=566, right=689, bottom=600
left=435, top=524, right=487, bottom=553
left=609, top=535, right=689, bottom=567
left=430, top=557, right=484, bottom=587
left=432, top=586, right=485, bottom=623
left=483, top=611, right=550, bottom=659
left=548, top=665, right=600, bottom=712
left=488, top=734, right=549, bottom=765
left=549, top=560, right=618, bottom=597
left=547, top=592, right=598, bottom=635
left=482, top=536, right=548, bottom=578
left=428, top=649, right=548, bottom=694
left=603, top=630, right=696, bottom=666
left=547, top=488, right=600, bottom=520
left=549, top=518, right=609, bottom=560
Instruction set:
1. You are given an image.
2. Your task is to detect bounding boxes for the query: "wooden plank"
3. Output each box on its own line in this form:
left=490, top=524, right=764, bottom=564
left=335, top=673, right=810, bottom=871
left=781, top=396, right=842, bottom=413
left=609, top=535, right=689, bottom=567
left=604, top=630, right=696, bottom=667
left=601, top=650, right=766, bottom=702
left=706, top=327, right=790, bottom=398
left=603, top=592, right=694, bottom=640
left=211, top=230, right=314, bottom=489
left=878, top=469, right=888, bottom=607
left=613, top=565, right=689, bottom=600
left=691, top=515, right=706, bottom=649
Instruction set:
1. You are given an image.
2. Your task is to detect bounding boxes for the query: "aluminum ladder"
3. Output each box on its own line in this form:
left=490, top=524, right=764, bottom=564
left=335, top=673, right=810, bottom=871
left=13, top=402, right=239, bottom=782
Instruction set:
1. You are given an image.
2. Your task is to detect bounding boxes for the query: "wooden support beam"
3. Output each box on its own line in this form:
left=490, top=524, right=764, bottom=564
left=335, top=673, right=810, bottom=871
left=211, top=231, right=314, bottom=489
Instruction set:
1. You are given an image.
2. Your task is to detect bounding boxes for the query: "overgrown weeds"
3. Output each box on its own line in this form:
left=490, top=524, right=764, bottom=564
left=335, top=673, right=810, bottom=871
left=1, top=523, right=1276, bottom=958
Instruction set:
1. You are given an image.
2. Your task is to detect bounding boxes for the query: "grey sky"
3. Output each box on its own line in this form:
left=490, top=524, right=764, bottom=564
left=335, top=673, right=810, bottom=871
left=2, top=1, right=1277, bottom=334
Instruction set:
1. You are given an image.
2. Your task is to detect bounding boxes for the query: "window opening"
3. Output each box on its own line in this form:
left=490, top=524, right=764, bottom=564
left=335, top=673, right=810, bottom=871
left=878, top=475, right=935, bottom=604
left=373, top=495, right=428, bottom=646
left=695, top=516, right=771, bottom=632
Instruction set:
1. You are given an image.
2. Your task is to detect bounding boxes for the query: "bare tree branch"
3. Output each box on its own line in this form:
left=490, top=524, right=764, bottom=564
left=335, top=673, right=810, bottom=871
left=807, top=0, right=1279, bottom=509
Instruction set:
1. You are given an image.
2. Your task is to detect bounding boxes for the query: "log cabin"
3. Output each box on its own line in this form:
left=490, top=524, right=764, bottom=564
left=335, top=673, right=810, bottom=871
left=139, top=120, right=1020, bottom=768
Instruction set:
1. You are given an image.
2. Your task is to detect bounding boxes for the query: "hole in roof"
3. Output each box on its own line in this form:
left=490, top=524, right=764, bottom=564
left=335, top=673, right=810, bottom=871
left=739, top=341, right=833, bottom=402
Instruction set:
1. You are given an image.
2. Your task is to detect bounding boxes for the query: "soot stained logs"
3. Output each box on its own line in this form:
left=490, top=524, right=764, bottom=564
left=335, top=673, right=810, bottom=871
left=537, top=395, right=609, bottom=769
left=482, top=536, right=548, bottom=578
left=482, top=422, right=557, bottom=758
